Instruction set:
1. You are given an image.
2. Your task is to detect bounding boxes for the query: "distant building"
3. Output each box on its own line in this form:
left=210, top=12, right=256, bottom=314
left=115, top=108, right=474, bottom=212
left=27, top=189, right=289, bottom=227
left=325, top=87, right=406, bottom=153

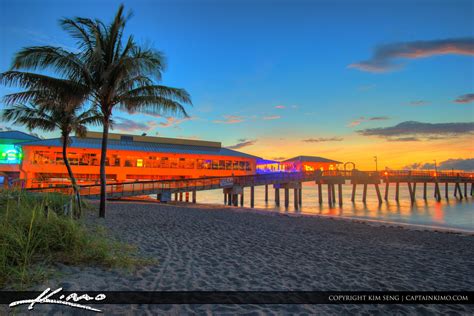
left=281, top=156, right=342, bottom=172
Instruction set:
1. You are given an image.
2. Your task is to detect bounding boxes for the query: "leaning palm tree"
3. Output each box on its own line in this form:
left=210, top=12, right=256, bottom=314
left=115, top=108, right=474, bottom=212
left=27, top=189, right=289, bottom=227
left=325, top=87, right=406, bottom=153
left=2, top=94, right=101, bottom=218
left=0, top=5, right=191, bottom=217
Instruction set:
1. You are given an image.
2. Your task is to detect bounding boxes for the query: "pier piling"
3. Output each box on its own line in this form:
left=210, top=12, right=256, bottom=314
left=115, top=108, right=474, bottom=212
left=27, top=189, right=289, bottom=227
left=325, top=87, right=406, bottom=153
left=351, top=184, right=356, bottom=202
left=293, top=189, right=297, bottom=208
left=299, top=184, right=302, bottom=206
left=423, top=182, right=427, bottom=200
left=284, top=188, right=289, bottom=207
left=338, top=183, right=343, bottom=206
left=407, top=182, right=414, bottom=203
left=327, top=184, right=333, bottom=207
left=395, top=182, right=400, bottom=201
left=317, top=182, right=323, bottom=204
left=434, top=183, right=441, bottom=202
left=240, top=190, right=244, bottom=206
left=250, top=186, right=255, bottom=208
left=384, top=182, right=389, bottom=201
left=464, top=183, right=467, bottom=198
left=265, top=185, right=268, bottom=202
left=362, top=184, right=367, bottom=203
left=445, top=183, right=449, bottom=200
left=275, top=188, right=280, bottom=206
left=375, top=184, right=382, bottom=204
left=192, top=190, right=196, bottom=203
left=332, top=184, right=336, bottom=204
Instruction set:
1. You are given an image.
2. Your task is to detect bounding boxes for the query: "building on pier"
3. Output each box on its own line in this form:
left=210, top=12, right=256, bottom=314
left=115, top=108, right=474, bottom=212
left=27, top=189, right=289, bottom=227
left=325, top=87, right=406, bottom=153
left=0, top=131, right=345, bottom=188
left=0, top=131, right=259, bottom=188
left=281, top=155, right=342, bottom=172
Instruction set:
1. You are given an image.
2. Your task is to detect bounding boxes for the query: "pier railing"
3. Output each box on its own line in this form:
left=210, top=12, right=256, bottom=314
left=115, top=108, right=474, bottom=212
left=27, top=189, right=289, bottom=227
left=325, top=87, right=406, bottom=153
left=24, top=169, right=474, bottom=199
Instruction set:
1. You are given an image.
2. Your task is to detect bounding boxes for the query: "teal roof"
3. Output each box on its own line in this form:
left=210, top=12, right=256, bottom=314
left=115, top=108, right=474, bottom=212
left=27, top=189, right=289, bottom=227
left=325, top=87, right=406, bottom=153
left=283, top=155, right=342, bottom=164
left=20, top=136, right=260, bottom=160
left=0, top=131, right=40, bottom=142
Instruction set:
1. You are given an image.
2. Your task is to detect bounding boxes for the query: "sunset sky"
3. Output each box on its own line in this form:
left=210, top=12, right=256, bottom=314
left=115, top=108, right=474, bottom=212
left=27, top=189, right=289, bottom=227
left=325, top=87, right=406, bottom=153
left=0, top=0, right=473, bottom=170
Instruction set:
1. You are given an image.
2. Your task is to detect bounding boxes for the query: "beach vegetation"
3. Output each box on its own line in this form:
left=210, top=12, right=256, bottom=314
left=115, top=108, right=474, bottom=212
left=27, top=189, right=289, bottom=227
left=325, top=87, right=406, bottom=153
left=1, top=91, right=101, bottom=218
left=0, top=189, right=148, bottom=289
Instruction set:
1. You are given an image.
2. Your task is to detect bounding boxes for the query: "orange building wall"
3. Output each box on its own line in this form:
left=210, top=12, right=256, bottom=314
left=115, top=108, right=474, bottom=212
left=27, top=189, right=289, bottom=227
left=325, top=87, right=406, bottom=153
left=20, top=145, right=256, bottom=188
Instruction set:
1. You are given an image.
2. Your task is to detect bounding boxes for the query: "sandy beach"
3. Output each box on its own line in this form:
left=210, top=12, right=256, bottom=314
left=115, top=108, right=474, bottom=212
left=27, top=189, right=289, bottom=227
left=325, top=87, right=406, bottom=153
left=10, top=201, right=474, bottom=314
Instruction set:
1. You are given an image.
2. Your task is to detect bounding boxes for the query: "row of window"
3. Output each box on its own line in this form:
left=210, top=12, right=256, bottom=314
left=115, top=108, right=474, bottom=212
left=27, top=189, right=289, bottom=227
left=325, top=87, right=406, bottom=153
left=30, top=151, right=253, bottom=171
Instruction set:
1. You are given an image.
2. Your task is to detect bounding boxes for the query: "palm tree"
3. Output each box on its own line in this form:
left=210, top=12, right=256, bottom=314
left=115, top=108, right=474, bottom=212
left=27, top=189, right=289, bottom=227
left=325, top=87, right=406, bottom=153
left=0, top=5, right=192, bottom=217
left=2, top=93, right=101, bottom=218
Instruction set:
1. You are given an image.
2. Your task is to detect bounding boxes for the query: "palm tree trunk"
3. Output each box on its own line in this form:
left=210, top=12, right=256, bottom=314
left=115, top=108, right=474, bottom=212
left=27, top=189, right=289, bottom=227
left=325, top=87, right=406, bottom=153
left=62, top=134, right=82, bottom=218
left=99, top=118, right=110, bottom=218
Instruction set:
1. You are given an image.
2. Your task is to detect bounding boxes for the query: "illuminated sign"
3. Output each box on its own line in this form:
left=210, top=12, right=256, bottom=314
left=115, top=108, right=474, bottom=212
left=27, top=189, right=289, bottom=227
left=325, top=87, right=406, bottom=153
left=0, top=144, right=23, bottom=164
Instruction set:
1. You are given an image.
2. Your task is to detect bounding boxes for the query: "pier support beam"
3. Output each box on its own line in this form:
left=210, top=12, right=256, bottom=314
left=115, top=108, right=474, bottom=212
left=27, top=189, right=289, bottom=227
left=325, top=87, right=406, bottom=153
left=423, top=183, right=427, bottom=200
left=332, top=184, right=336, bottom=204
left=407, top=182, right=414, bottom=203
left=445, top=183, right=449, bottom=200
left=224, top=193, right=227, bottom=204
left=327, top=184, right=333, bottom=207
left=413, top=183, right=417, bottom=200
left=232, top=194, right=238, bottom=206
left=185, top=192, right=189, bottom=202
left=338, top=183, right=343, bottom=206
left=192, top=190, right=196, bottom=203
left=293, top=188, right=297, bottom=209
left=362, top=184, right=368, bottom=203
left=299, top=184, right=302, bottom=206
left=240, top=190, right=244, bottom=206
left=284, top=188, right=289, bottom=208
left=395, top=182, right=400, bottom=201
left=351, top=184, right=356, bottom=202
left=250, top=186, right=255, bottom=208
left=458, top=183, right=463, bottom=200
left=375, top=183, right=382, bottom=204
left=179, top=192, right=183, bottom=202
left=265, top=185, right=268, bottom=202
left=318, top=182, right=323, bottom=204
left=464, top=183, right=467, bottom=198
left=384, top=182, right=389, bottom=201
left=434, top=183, right=441, bottom=202
left=275, top=188, right=280, bottom=206
left=175, top=192, right=178, bottom=201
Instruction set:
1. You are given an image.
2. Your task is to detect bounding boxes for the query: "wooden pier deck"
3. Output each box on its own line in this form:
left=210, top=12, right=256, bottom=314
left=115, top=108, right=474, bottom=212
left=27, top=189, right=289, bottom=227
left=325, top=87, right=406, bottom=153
left=26, top=170, right=474, bottom=206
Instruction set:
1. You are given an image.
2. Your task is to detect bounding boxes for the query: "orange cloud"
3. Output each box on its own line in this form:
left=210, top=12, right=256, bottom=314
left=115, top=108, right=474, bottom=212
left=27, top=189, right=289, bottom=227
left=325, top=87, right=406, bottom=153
left=349, top=38, right=474, bottom=73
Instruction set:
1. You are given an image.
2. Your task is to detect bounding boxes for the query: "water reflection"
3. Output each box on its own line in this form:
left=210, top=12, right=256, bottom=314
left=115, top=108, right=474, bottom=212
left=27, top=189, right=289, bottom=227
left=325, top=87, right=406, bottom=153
left=193, top=182, right=474, bottom=231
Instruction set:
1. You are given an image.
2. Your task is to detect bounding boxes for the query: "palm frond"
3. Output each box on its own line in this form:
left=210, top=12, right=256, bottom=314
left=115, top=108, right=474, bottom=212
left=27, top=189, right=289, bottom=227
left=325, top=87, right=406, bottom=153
left=11, top=46, right=91, bottom=83
left=118, top=95, right=189, bottom=118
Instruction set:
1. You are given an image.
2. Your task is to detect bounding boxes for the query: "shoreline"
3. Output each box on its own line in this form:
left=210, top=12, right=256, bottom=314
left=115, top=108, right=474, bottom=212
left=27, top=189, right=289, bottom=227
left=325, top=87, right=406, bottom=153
left=111, top=197, right=474, bottom=236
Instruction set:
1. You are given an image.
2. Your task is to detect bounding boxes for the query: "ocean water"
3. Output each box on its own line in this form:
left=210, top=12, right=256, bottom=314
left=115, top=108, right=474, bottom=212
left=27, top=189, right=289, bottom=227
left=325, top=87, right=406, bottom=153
left=191, top=182, right=474, bottom=232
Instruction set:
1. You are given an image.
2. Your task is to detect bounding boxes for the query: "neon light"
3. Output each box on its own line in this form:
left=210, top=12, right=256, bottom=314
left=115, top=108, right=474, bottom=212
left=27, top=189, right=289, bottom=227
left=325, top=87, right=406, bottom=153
left=0, top=144, right=22, bottom=164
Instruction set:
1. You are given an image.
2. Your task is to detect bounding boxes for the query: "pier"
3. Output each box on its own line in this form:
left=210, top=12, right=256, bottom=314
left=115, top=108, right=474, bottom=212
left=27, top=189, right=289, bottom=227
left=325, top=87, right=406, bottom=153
left=27, top=170, right=474, bottom=206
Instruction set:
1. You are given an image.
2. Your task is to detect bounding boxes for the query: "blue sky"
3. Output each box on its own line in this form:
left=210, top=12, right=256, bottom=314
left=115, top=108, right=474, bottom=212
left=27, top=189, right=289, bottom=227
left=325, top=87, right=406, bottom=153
left=0, top=0, right=473, bottom=169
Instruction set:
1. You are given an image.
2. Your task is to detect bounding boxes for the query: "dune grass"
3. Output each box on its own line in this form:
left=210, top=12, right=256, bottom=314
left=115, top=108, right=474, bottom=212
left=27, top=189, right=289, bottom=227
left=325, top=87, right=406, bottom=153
left=0, top=188, right=149, bottom=289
